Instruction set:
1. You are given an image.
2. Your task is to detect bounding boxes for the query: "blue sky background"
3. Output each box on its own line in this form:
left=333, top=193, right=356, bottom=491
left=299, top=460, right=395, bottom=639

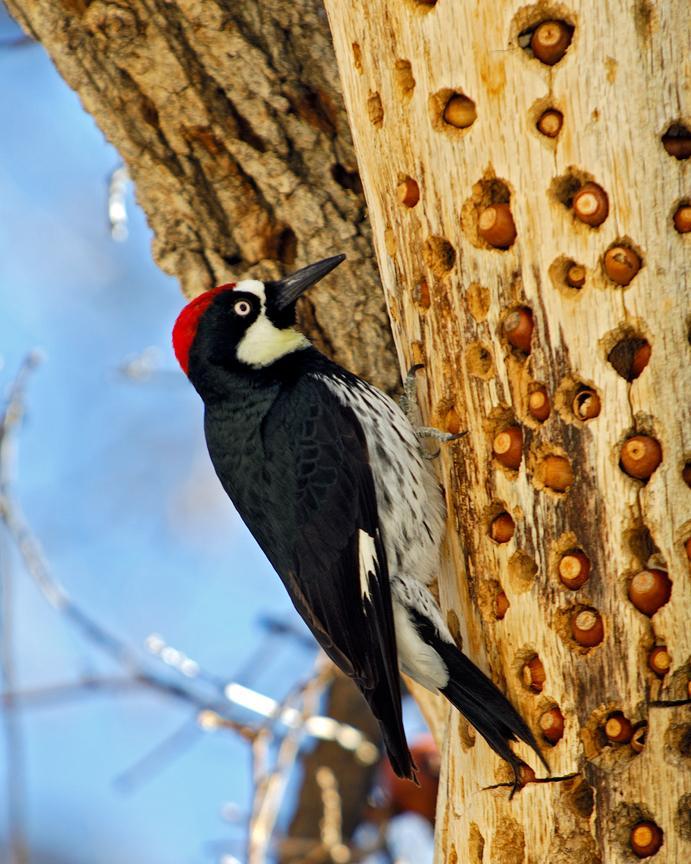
left=0, top=10, right=322, bottom=863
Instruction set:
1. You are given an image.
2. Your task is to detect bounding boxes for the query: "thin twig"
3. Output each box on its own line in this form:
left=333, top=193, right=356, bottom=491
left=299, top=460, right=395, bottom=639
left=0, top=355, right=43, bottom=864
left=247, top=661, right=332, bottom=864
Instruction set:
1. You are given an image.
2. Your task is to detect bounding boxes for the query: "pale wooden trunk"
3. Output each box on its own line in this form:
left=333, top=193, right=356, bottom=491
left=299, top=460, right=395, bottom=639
left=323, top=1, right=690, bottom=862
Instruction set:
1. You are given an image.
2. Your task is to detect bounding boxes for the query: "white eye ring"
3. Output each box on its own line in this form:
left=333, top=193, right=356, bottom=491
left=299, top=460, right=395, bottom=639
left=234, top=299, right=252, bottom=316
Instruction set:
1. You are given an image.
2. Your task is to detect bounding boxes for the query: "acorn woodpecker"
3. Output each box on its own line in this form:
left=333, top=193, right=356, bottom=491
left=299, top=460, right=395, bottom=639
left=173, top=254, right=545, bottom=784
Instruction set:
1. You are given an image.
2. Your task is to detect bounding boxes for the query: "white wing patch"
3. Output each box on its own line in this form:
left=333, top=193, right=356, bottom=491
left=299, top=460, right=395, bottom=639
left=358, top=529, right=377, bottom=600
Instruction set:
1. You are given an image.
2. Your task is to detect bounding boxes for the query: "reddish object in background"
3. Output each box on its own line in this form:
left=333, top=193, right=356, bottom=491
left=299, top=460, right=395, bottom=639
left=380, top=734, right=440, bottom=824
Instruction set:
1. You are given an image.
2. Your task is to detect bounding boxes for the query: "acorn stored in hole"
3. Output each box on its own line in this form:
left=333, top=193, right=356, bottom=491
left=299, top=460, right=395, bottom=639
left=573, top=388, right=601, bottom=420
left=662, top=125, right=691, bottom=160
left=495, top=590, right=510, bottom=620
left=684, top=463, right=691, bottom=488
left=542, top=455, right=575, bottom=492
left=628, top=569, right=671, bottom=616
left=530, top=20, right=573, bottom=65
left=522, top=656, right=546, bottom=692
left=490, top=512, right=515, bottom=543
left=630, top=821, right=663, bottom=858
left=648, top=647, right=671, bottom=677
left=620, top=435, right=662, bottom=480
left=518, top=763, right=536, bottom=786
left=444, top=407, right=461, bottom=435
left=536, top=108, right=563, bottom=138
left=397, top=177, right=420, bottom=208
left=528, top=387, right=550, bottom=422
left=571, top=608, right=604, bottom=647
left=685, top=536, right=691, bottom=560
left=443, top=94, right=477, bottom=129
left=604, top=713, right=633, bottom=744
left=630, top=723, right=647, bottom=753
left=559, top=550, right=590, bottom=589
left=566, top=264, right=586, bottom=288
left=604, top=246, right=642, bottom=286
left=504, top=307, right=533, bottom=353
left=673, top=204, right=691, bottom=233
left=493, top=425, right=523, bottom=470
left=630, top=341, right=651, bottom=378
left=539, top=707, right=565, bottom=744
left=478, top=203, right=517, bottom=249
left=573, top=182, right=609, bottom=227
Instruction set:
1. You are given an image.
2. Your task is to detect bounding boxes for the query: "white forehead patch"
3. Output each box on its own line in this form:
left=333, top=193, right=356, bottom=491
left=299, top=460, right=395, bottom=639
left=234, top=279, right=267, bottom=303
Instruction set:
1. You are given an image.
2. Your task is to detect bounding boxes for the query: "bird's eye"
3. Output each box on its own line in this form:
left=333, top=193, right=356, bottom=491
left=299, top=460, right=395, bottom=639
left=234, top=300, right=252, bottom=316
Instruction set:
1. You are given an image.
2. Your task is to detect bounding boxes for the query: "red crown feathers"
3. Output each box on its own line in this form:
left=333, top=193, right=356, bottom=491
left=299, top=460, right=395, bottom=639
left=172, top=284, right=235, bottom=375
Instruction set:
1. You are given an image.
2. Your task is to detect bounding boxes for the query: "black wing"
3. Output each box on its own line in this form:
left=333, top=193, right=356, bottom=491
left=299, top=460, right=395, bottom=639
left=214, top=374, right=413, bottom=778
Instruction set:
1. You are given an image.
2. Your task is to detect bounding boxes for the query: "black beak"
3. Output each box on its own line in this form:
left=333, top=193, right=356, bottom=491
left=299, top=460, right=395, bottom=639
left=271, top=254, right=346, bottom=310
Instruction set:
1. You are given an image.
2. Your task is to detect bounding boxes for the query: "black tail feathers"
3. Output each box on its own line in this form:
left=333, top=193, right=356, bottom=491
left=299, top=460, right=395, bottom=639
left=363, top=681, right=417, bottom=781
left=432, top=635, right=548, bottom=781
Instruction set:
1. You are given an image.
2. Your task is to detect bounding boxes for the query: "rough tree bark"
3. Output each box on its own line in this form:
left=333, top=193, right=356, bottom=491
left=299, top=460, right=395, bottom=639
left=9, top=0, right=690, bottom=861
left=323, top=1, right=690, bottom=863
left=6, top=0, right=399, bottom=391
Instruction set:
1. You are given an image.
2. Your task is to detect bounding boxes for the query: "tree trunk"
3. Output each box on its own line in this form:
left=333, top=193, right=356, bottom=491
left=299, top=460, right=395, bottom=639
left=10, top=0, right=690, bottom=860
left=323, top=1, right=690, bottom=862
left=6, top=0, right=399, bottom=391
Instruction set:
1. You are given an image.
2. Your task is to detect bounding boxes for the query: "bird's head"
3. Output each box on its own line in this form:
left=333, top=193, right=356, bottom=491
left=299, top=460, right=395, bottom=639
left=172, top=254, right=345, bottom=382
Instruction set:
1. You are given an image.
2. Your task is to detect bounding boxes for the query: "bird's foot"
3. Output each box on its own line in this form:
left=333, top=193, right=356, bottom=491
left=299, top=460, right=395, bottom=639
left=401, top=365, right=466, bottom=459
left=415, top=426, right=466, bottom=443
left=399, top=363, right=425, bottom=423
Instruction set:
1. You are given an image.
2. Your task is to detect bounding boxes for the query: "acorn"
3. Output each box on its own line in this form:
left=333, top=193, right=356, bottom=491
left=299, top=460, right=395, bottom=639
left=539, top=706, right=565, bottom=744
left=397, top=177, right=420, bottom=207
left=528, top=387, right=550, bottom=422
left=495, top=590, right=510, bottom=620
left=630, top=821, right=663, bottom=858
left=573, top=388, right=601, bottom=420
left=571, top=608, right=604, bottom=647
left=478, top=203, right=517, bottom=248
left=444, top=407, right=461, bottom=435
left=630, top=341, right=651, bottom=378
left=443, top=94, right=477, bottom=129
left=685, top=536, right=691, bottom=560
left=522, top=656, right=546, bottom=692
left=604, top=713, right=633, bottom=744
left=542, top=455, right=575, bottom=492
left=630, top=723, right=647, bottom=753
left=672, top=204, right=691, bottom=233
left=604, top=246, right=642, bottom=286
left=503, top=307, right=533, bottom=352
left=573, top=182, right=609, bottom=227
left=558, top=550, right=590, bottom=589
left=490, top=512, right=515, bottom=543
left=536, top=108, right=563, bottom=138
left=566, top=264, right=586, bottom=288
left=530, top=20, right=573, bottom=65
left=620, top=435, right=662, bottom=480
left=662, top=126, right=691, bottom=160
left=628, top=569, right=671, bottom=616
left=684, top=462, right=691, bottom=488
left=648, top=647, right=671, bottom=677
left=518, top=763, right=536, bottom=786
left=493, top=425, right=523, bottom=470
